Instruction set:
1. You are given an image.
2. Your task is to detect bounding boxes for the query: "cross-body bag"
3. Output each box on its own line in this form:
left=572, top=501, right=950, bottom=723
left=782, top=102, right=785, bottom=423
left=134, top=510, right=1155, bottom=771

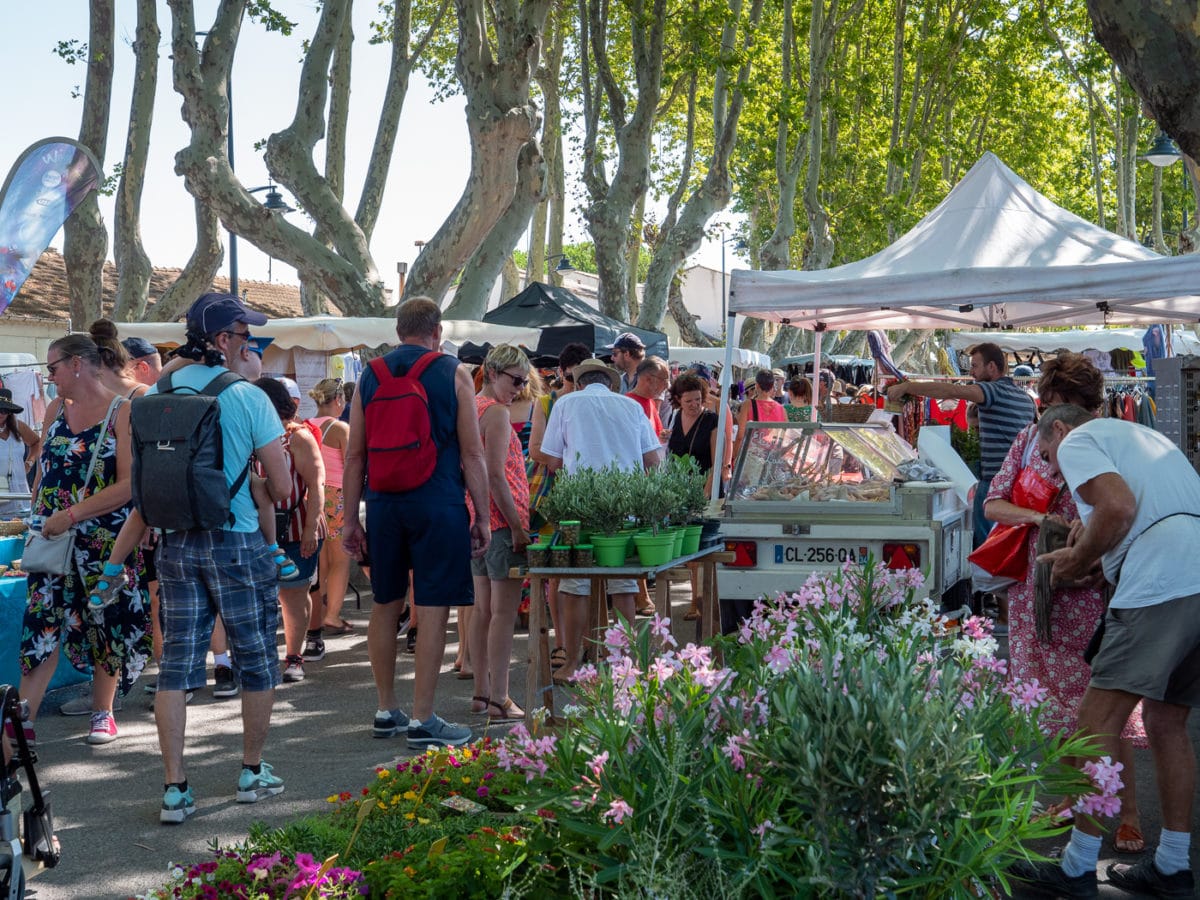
left=23, top=397, right=122, bottom=577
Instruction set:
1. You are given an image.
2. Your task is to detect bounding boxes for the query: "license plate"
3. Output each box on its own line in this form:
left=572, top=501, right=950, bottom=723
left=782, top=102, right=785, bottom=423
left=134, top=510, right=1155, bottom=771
left=774, top=543, right=870, bottom=566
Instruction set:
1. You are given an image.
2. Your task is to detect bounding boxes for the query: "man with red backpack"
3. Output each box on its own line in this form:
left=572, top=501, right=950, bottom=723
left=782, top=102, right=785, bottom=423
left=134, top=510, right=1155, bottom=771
left=342, top=297, right=489, bottom=748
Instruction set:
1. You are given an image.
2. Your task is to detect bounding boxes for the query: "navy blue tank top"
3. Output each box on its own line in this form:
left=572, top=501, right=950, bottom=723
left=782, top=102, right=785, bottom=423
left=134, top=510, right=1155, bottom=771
left=359, top=344, right=464, bottom=505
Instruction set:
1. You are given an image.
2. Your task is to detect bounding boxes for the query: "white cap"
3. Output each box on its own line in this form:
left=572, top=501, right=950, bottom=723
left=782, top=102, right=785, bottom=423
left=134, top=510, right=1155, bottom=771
left=278, top=376, right=301, bottom=401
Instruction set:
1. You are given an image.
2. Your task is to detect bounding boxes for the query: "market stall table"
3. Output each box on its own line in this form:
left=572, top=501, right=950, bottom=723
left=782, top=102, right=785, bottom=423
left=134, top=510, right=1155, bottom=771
left=511, top=545, right=734, bottom=725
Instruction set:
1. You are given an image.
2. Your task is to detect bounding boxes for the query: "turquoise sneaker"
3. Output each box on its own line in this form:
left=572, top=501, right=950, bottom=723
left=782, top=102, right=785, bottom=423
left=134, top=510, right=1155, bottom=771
left=236, top=761, right=285, bottom=803
left=160, top=785, right=196, bottom=824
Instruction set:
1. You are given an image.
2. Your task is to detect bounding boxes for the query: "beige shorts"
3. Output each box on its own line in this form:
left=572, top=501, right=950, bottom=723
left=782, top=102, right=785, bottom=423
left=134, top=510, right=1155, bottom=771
left=560, top=577, right=639, bottom=597
left=470, top=528, right=526, bottom=581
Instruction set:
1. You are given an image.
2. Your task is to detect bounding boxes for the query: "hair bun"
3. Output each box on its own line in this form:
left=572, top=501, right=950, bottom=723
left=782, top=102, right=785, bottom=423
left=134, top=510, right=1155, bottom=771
left=89, top=318, right=119, bottom=341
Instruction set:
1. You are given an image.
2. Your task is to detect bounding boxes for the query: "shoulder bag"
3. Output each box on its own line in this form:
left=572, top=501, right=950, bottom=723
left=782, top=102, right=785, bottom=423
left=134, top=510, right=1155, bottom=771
left=23, top=397, right=122, bottom=576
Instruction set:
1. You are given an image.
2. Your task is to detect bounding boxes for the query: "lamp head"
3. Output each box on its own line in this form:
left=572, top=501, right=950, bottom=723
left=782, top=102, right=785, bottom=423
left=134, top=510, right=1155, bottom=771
left=1143, top=132, right=1182, bottom=168
left=262, top=187, right=294, bottom=213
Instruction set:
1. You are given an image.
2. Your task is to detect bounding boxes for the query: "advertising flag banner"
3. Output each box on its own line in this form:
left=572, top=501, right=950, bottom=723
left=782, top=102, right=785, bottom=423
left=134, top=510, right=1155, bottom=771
left=0, top=137, right=101, bottom=316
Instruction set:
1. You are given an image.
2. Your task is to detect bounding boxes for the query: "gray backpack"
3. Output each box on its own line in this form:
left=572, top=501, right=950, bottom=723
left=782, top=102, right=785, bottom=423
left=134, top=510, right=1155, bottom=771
left=130, top=371, right=250, bottom=531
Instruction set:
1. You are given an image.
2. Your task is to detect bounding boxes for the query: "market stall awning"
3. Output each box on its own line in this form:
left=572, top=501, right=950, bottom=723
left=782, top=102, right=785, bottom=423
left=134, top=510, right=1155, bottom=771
left=947, top=328, right=1200, bottom=354
left=669, top=347, right=771, bottom=369
left=729, top=153, right=1200, bottom=330
left=120, top=316, right=542, bottom=355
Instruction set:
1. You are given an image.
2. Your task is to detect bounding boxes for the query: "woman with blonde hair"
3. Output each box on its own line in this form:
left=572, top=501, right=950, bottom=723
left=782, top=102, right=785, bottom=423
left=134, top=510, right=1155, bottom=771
left=467, top=344, right=532, bottom=720
left=302, top=378, right=354, bottom=661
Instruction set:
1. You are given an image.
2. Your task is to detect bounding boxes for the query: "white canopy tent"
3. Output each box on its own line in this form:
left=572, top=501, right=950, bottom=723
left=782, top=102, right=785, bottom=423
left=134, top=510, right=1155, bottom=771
left=669, top=347, right=771, bottom=370
left=713, top=152, right=1200, bottom=500
left=120, top=316, right=542, bottom=354
left=727, top=152, right=1200, bottom=332
left=948, top=328, right=1200, bottom=355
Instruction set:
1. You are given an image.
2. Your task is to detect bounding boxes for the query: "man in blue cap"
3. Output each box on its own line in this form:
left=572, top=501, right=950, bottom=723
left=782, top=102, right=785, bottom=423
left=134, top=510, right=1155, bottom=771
left=149, top=293, right=293, bottom=824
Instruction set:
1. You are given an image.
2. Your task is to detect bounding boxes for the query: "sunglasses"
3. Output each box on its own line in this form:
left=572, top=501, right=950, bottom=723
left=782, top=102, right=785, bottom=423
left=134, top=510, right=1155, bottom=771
left=501, top=371, right=529, bottom=389
left=220, top=329, right=253, bottom=344
left=44, top=355, right=75, bottom=377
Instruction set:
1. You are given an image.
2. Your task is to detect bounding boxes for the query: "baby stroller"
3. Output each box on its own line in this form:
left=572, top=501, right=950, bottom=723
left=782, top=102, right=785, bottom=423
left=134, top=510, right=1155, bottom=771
left=0, top=684, right=59, bottom=899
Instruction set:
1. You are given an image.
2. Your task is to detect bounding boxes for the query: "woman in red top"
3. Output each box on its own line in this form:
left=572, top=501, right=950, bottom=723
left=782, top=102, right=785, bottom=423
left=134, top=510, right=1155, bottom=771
left=468, top=345, right=532, bottom=721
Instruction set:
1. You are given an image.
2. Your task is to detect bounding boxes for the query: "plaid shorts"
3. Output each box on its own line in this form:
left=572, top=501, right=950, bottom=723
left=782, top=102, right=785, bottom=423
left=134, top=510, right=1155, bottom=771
left=155, top=530, right=280, bottom=692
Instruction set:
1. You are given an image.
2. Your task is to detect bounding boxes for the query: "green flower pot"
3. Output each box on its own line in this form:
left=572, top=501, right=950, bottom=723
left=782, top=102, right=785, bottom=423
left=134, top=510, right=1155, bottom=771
left=681, top=524, right=703, bottom=555
left=591, top=533, right=629, bottom=567
left=633, top=531, right=676, bottom=566
left=669, top=527, right=685, bottom=557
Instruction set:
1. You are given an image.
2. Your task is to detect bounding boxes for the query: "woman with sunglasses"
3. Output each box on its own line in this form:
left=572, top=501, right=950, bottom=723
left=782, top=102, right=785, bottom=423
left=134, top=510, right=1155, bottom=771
left=14, top=334, right=149, bottom=747
left=467, top=345, right=532, bottom=721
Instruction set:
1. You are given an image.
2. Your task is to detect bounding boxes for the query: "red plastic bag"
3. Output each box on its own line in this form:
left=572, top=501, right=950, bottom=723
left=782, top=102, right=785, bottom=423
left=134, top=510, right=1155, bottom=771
left=968, top=523, right=1031, bottom=580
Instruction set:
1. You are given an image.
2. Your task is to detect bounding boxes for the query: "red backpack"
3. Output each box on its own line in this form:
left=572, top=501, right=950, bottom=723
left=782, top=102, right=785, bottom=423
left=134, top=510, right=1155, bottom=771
left=365, top=351, right=443, bottom=493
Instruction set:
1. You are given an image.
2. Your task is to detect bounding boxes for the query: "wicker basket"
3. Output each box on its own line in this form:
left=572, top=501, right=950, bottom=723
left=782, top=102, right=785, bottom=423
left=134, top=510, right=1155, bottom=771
left=0, top=520, right=26, bottom=537
left=824, top=403, right=876, bottom=424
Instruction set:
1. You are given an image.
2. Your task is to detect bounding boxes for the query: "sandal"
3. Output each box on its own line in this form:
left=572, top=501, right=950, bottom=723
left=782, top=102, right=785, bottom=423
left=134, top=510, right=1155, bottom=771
left=1114, top=823, right=1145, bottom=854
left=550, top=647, right=567, bottom=670
left=470, top=695, right=490, bottom=715
left=487, top=697, right=524, bottom=721
left=268, top=544, right=302, bottom=582
left=323, top=619, right=355, bottom=635
left=683, top=600, right=702, bottom=621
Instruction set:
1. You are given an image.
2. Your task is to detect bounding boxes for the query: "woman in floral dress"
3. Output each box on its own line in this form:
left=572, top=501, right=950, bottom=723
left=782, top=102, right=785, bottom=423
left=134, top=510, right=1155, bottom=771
left=985, top=352, right=1146, bottom=851
left=19, top=334, right=150, bottom=746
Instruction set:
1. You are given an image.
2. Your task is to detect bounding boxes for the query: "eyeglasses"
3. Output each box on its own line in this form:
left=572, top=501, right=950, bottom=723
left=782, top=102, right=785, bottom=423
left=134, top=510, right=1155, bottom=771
left=501, top=371, right=529, bottom=389
left=44, top=355, right=75, bottom=377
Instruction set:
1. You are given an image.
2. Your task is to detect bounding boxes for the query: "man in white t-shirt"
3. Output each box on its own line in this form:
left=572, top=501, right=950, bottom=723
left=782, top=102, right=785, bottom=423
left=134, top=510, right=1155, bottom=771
left=1013, top=404, right=1200, bottom=897
left=541, top=359, right=660, bottom=682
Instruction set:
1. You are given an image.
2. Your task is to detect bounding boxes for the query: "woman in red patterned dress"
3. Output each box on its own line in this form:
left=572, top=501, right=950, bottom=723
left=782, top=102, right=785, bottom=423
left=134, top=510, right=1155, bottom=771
left=985, top=353, right=1146, bottom=851
left=467, top=346, right=532, bottom=721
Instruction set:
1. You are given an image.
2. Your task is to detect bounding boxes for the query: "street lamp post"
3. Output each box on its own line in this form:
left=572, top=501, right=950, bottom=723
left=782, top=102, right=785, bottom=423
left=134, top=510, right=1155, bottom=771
left=1141, top=132, right=1190, bottom=245
left=720, top=234, right=746, bottom=339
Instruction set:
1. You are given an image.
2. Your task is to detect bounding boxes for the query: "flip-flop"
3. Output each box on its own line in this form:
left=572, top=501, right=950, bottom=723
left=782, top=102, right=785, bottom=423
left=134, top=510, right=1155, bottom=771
left=1114, top=823, right=1145, bottom=853
left=550, top=647, right=567, bottom=670
left=323, top=620, right=355, bottom=635
left=470, top=695, right=490, bottom=715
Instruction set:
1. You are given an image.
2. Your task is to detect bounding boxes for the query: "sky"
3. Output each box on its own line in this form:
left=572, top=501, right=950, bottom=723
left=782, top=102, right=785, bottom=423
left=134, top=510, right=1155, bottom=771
left=2, top=1, right=741, bottom=305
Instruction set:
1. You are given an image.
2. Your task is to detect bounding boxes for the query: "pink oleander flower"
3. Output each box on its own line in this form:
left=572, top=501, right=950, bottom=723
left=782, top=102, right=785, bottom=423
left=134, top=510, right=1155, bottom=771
left=602, top=797, right=633, bottom=825
left=679, top=643, right=713, bottom=669
left=962, top=615, right=994, bottom=640
left=647, top=657, right=676, bottom=683
left=1005, top=678, right=1049, bottom=712
left=609, top=655, right=641, bottom=690
left=603, top=624, right=630, bottom=655
left=723, top=729, right=751, bottom=771
left=588, top=751, right=609, bottom=778
left=649, top=613, right=677, bottom=646
left=763, top=643, right=792, bottom=674
left=570, top=663, right=600, bottom=684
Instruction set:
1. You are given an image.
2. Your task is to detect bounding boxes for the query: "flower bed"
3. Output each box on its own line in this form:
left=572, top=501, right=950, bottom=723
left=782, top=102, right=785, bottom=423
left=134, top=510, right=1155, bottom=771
left=139, top=564, right=1118, bottom=899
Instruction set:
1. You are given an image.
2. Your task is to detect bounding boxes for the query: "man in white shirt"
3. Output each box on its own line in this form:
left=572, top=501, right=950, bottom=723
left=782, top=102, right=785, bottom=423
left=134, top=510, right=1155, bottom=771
left=1014, top=404, right=1200, bottom=898
left=541, top=359, right=660, bottom=681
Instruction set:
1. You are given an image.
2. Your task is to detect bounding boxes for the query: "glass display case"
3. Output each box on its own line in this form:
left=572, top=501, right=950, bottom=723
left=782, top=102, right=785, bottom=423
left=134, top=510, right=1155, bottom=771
left=728, top=422, right=919, bottom=515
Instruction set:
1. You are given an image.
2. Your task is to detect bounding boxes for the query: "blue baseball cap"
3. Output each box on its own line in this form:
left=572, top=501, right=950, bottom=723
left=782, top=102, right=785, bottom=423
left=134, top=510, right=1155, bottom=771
left=246, top=336, right=274, bottom=358
left=186, top=292, right=268, bottom=337
left=121, top=336, right=158, bottom=360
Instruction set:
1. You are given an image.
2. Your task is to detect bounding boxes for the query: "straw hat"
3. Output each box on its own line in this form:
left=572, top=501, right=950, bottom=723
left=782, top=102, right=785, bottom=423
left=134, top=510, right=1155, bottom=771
left=571, top=358, right=620, bottom=392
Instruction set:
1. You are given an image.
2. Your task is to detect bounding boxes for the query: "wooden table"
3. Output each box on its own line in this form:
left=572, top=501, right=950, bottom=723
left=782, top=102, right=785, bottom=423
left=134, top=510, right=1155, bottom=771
left=510, top=545, right=734, bottom=725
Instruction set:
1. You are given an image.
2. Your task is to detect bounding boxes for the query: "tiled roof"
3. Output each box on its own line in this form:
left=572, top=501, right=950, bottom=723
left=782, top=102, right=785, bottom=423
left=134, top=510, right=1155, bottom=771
left=8, top=247, right=308, bottom=324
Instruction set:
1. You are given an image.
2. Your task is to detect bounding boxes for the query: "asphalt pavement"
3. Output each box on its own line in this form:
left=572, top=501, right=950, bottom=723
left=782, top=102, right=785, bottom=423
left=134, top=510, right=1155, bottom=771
left=12, top=587, right=1199, bottom=899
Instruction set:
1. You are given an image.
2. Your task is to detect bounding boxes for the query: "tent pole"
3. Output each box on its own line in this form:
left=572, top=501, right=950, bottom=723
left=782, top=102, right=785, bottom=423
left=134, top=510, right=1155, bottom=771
left=811, top=327, right=823, bottom=422
left=712, top=314, right=738, bottom=503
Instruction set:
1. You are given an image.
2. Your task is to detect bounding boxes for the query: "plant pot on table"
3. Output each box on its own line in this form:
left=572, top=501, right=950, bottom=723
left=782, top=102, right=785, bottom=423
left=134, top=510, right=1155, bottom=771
left=681, top=524, right=703, bottom=555
left=591, top=533, right=629, bottom=567
left=633, top=531, right=676, bottom=567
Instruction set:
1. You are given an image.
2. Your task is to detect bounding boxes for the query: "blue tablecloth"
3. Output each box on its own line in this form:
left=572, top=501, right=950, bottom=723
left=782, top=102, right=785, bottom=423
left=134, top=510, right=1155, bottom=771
left=0, top=539, right=91, bottom=691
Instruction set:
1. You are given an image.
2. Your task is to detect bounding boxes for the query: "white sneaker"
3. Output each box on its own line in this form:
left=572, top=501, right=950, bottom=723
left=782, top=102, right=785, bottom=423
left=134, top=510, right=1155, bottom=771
left=282, top=655, right=305, bottom=683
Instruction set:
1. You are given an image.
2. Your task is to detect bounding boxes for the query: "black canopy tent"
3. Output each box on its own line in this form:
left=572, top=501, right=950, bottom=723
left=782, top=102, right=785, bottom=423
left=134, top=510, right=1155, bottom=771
left=484, top=282, right=669, bottom=361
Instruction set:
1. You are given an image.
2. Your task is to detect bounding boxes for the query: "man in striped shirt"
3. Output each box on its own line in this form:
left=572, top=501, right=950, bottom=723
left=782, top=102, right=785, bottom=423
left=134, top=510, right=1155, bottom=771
left=887, top=342, right=1035, bottom=549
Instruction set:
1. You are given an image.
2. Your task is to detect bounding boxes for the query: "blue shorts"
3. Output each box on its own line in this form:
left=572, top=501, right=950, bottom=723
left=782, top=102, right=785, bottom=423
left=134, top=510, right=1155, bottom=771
left=365, top=499, right=474, bottom=608
left=280, top=538, right=322, bottom=583
left=156, top=530, right=280, bottom=692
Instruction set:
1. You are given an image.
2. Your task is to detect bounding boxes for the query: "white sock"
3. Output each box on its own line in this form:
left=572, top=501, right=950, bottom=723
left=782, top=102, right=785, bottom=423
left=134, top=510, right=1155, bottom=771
left=212, top=653, right=231, bottom=669
left=1060, top=827, right=1102, bottom=878
left=1156, top=828, right=1191, bottom=875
